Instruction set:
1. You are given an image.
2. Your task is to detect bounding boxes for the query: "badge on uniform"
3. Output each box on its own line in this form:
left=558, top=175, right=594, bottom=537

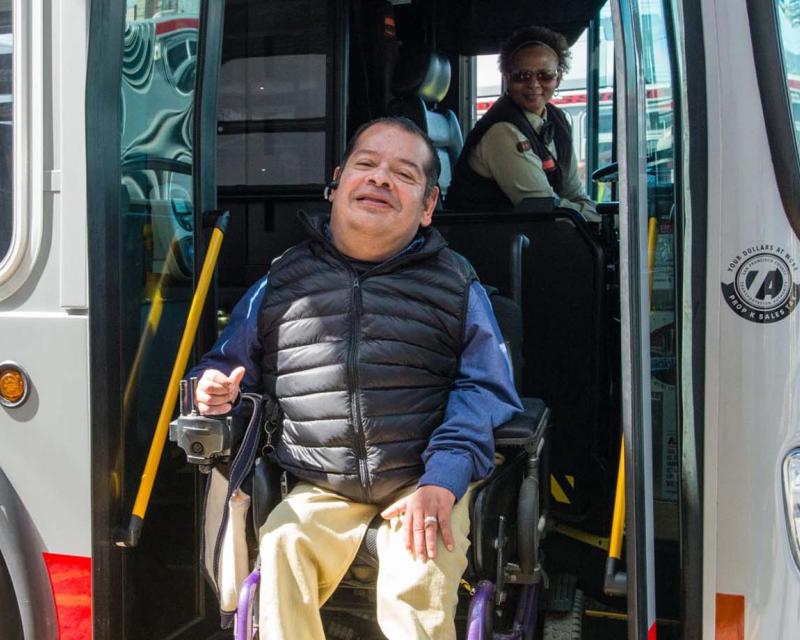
left=516, top=140, right=532, bottom=153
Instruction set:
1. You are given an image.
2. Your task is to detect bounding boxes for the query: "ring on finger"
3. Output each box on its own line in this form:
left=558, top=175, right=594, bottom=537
left=424, top=515, right=438, bottom=527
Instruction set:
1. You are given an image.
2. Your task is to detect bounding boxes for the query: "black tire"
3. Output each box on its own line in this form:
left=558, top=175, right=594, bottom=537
left=0, top=551, right=23, bottom=640
left=542, top=588, right=584, bottom=640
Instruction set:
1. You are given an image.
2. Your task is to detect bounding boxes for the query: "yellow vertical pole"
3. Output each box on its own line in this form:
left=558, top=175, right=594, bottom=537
left=116, top=212, right=229, bottom=547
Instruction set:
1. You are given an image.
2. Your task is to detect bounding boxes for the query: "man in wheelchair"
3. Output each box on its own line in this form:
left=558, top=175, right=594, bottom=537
left=190, top=117, right=546, bottom=639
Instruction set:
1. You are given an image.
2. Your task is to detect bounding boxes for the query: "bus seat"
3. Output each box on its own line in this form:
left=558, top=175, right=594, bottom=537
left=387, top=49, right=463, bottom=196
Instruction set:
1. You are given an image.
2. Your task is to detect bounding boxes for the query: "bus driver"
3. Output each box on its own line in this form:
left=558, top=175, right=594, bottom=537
left=446, top=26, right=597, bottom=219
left=191, top=117, right=522, bottom=639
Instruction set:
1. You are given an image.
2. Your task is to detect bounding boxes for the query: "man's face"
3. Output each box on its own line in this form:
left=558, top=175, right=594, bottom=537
left=329, top=123, right=438, bottom=260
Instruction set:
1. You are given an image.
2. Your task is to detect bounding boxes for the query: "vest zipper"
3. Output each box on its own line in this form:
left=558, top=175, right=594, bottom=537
left=348, top=276, right=371, bottom=503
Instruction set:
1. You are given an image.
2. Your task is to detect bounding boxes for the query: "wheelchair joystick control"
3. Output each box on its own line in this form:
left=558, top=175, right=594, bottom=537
left=179, top=379, right=191, bottom=417
left=169, top=377, right=233, bottom=473
left=189, top=376, right=199, bottom=414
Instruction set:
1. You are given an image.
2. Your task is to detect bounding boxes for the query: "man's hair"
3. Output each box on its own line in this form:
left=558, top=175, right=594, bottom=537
left=340, top=117, right=441, bottom=201
left=499, top=26, right=572, bottom=75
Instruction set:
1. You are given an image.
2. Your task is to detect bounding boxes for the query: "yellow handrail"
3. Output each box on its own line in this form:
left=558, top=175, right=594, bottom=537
left=116, top=212, right=229, bottom=547
left=647, top=216, right=658, bottom=308
left=609, top=437, right=626, bottom=560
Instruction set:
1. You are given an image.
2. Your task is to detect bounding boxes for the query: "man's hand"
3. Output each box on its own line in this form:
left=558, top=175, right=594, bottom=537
left=381, top=485, right=456, bottom=561
left=195, top=367, right=245, bottom=415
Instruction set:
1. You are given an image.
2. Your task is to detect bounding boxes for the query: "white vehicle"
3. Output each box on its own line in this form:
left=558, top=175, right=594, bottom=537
left=0, top=0, right=798, bottom=638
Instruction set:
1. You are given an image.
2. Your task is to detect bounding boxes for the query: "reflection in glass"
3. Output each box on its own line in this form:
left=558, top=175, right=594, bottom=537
left=119, top=2, right=201, bottom=637
left=0, top=0, right=12, bottom=262
left=639, top=0, right=678, bottom=507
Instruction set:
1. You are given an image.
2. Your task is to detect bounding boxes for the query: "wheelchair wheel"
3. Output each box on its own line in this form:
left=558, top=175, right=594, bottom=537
left=542, top=589, right=584, bottom=640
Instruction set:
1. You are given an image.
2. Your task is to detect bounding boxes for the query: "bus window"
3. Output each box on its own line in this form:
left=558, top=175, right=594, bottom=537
left=775, top=0, right=800, bottom=240
left=0, top=0, right=11, bottom=264
left=594, top=2, right=615, bottom=202
left=475, top=54, right=500, bottom=121
left=749, top=0, right=800, bottom=238
left=217, top=0, right=334, bottom=189
left=776, top=2, right=800, bottom=154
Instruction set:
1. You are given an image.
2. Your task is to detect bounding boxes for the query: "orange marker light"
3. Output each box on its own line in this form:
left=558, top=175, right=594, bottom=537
left=0, top=364, right=28, bottom=407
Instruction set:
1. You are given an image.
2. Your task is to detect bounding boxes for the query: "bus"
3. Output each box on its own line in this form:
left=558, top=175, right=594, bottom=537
left=0, top=0, right=798, bottom=638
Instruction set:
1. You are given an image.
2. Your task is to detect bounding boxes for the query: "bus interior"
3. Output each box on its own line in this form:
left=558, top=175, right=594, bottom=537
left=114, top=0, right=682, bottom=638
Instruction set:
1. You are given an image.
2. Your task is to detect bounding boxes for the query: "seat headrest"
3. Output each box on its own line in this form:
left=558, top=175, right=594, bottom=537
left=391, top=50, right=451, bottom=104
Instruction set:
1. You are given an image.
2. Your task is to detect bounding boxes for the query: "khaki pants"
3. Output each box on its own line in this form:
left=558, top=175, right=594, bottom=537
left=257, top=481, right=473, bottom=639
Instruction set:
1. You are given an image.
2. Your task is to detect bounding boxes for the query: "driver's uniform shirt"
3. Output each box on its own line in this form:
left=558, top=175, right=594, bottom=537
left=468, top=107, right=599, bottom=221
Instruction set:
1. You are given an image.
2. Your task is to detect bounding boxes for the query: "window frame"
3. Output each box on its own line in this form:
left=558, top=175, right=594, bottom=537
left=215, top=0, right=345, bottom=197
left=0, top=0, right=42, bottom=301
left=747, top=0, right=800, bottom=240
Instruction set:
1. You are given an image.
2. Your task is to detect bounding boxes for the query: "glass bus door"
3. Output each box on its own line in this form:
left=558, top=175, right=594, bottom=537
left=615, top=0, right=683, bottom=637
left=88, top=1, right=225, bottom=638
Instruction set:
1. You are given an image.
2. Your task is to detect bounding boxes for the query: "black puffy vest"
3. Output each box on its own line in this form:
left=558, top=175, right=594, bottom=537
left=258, top=214, right=477, bottom=504
left=446, top=96, right=573, bottom=211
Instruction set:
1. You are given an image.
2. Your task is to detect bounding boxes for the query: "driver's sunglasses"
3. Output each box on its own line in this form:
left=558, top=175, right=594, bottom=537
left=509, top=69, right=559, bottom=84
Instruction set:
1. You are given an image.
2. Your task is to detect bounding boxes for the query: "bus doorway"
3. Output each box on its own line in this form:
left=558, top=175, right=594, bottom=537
left=205, top=1, right=686, bottom=639
left=88, top=1, right=228, bottom=638
left=86, top=0, right=694, bottom=638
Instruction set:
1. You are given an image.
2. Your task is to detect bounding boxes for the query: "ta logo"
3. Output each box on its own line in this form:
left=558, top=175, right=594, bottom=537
left=721, top=246, right=800, bottom=324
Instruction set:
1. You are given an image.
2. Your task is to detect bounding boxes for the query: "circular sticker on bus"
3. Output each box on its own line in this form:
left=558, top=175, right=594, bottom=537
left=721, top=245, right=800, bottom=323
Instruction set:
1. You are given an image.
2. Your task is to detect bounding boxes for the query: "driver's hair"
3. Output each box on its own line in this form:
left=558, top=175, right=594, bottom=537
left=499, top=26, right=572, bottom=75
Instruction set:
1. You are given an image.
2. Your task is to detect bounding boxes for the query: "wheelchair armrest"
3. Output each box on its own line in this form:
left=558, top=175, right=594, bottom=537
left=494, top=397, right=550, bottom=449
left=515, top=196, right=559, bottom=213
left=596, top=201, right=618, bottom=217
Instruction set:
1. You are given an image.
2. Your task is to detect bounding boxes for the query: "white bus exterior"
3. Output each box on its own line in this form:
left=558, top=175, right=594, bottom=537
left=0, top=1, right=799, bottom=639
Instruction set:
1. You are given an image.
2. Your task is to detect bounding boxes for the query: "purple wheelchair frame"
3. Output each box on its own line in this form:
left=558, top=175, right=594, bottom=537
left=234, top=570, right=539, bottom=640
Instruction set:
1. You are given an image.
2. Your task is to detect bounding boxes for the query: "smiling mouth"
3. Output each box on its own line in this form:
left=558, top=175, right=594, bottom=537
left=356, top=194, right=393, bottom=208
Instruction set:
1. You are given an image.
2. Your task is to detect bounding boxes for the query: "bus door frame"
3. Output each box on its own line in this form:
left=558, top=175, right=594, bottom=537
left=193, top=1, right=226, bottom=357
left=611, top=1, right=659, bottom=637
left=87, top=0, right=225, bottom=637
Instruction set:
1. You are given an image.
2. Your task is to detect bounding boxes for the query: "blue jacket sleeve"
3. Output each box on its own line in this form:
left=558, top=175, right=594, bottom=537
left=187, top=275, right=268, bottom=391
left=417, top=282, right=524, bottom=501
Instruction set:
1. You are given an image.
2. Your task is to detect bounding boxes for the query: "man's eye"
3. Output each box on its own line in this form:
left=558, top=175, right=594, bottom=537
left=356, top=159, right=374, bottom=167
left=395, top=169, right=419, bottom=181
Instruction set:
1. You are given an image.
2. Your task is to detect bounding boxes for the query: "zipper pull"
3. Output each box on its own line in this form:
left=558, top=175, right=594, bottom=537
left=353, top=278, right=360, bottom=288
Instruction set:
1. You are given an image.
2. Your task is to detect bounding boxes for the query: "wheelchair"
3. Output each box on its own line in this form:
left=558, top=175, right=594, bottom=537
left=246, top=399, right=548, bottom=640
left=168, top=211, right=579, bottom=637
left=171, top=386, right=551, bottom=639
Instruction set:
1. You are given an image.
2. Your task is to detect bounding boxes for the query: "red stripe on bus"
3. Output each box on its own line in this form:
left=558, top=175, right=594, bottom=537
left=43, top=553, right=92, bottom=640
left=648, top=622, right=657, bottom=640
left=716, top=593, right=745, bottom=640
left=155, top=18, right=199, bottom=35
